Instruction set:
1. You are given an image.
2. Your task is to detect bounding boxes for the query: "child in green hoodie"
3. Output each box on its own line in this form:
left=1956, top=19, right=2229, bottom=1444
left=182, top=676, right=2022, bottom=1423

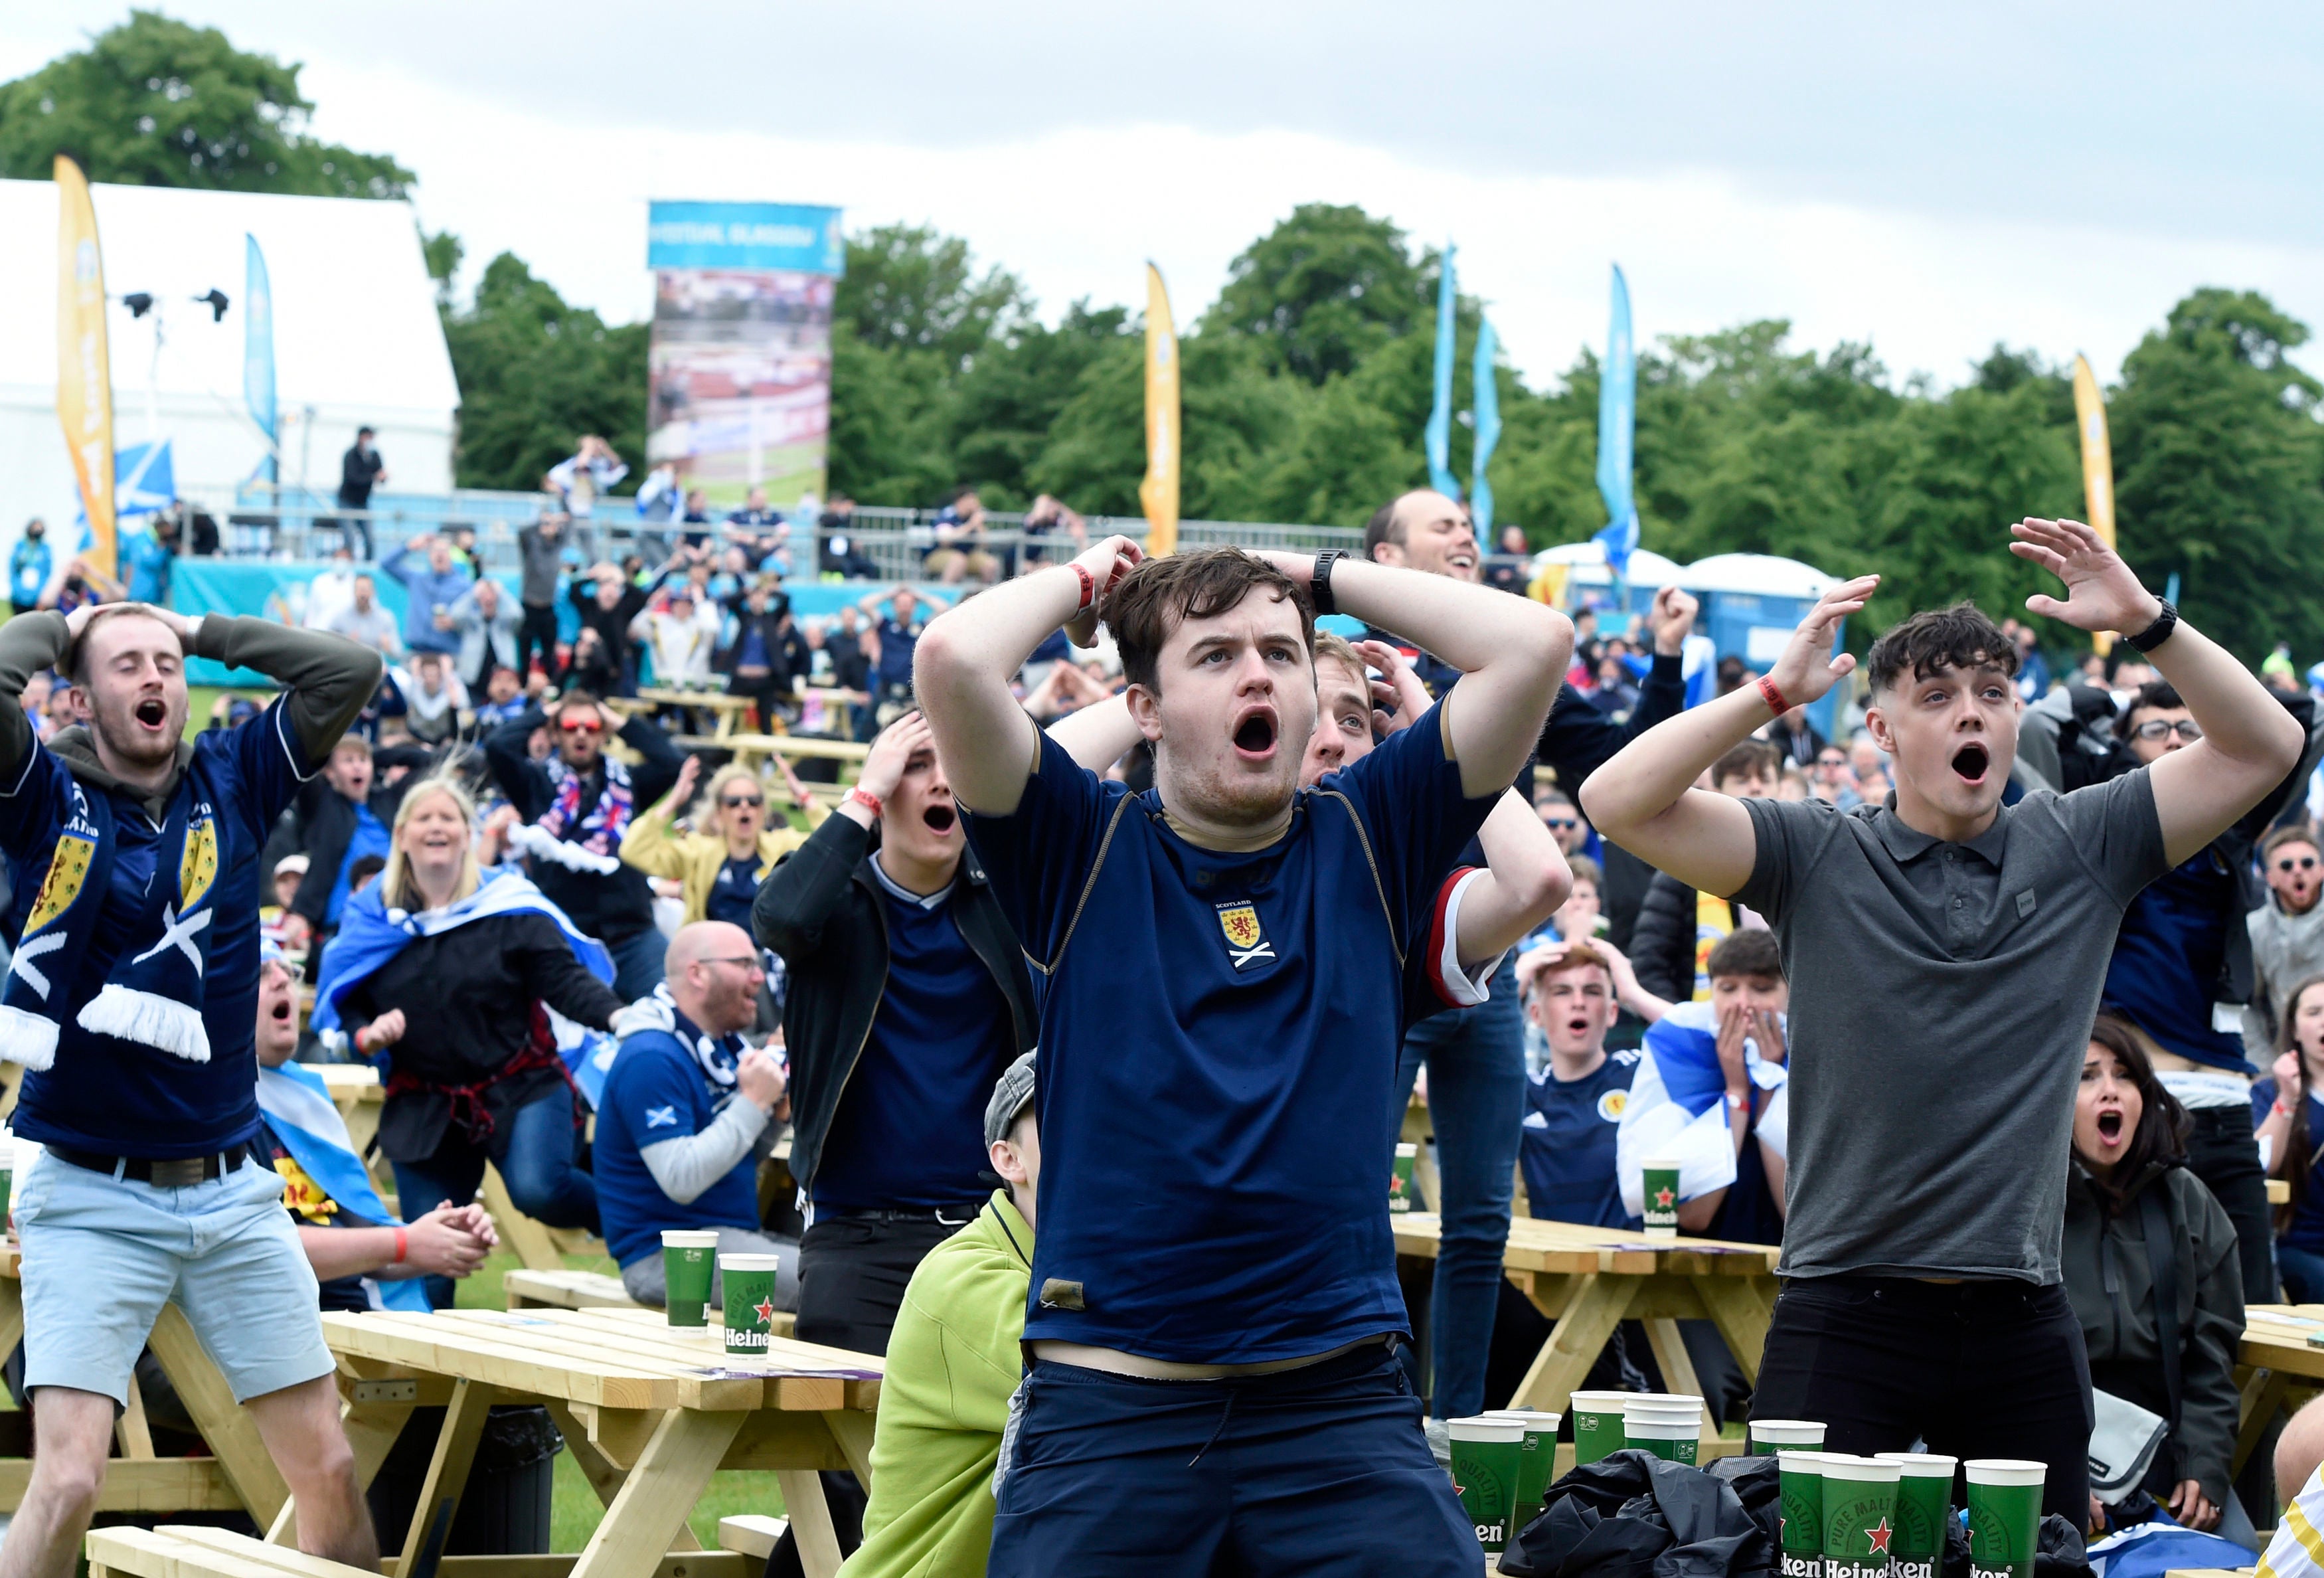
left=840, top=1051, right=1038, bottom=1578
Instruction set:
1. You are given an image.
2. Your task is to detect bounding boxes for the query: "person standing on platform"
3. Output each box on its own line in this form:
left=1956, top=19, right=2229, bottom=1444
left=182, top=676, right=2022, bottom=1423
left=1580, top=519, right=2303, bottom=1524
left=335, top=427, right=386, bottom=559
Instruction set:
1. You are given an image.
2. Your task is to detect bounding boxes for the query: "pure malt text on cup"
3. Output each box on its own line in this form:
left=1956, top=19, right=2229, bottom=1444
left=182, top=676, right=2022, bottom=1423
left=1819, top=1453, right=1901, bottom=1578
left=1448, top=1416, right=1523, bottom=1554
left=1875, top=1453, right=1956, bottom=1578
left=1963, top=1460, right=2044, bottom=1578
left=1778, top=1450, right=1825, bottom=1578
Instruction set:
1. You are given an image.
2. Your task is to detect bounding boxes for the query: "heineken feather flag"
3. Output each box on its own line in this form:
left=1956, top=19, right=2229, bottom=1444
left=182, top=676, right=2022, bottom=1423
left=2072, top=354, right=2117, bottom=656
left=1139, top=262, right=1180, bottom=556
left=54, top=155, right=116, bottom=580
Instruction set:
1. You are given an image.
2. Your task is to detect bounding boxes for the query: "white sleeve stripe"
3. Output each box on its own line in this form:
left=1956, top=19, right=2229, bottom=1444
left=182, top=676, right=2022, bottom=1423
left=275, top=697, right=323, bottom=783
left=1433, top=868, right=1499, bottom=1008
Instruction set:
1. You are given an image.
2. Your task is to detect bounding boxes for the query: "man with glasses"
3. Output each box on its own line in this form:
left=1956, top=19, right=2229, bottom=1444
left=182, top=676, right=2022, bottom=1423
left=483, top=690, right=685, bottom=998
left=1811, top=746, right=1864, bottom=810
left=2250, top=826, right=2324, bottom=1065
left=596, top=921, right=799, bottom=1309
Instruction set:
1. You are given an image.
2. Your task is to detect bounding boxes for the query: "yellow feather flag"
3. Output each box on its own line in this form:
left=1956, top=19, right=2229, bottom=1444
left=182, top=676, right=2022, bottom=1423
left=1139, top=262, right=1180, bottom=557
left=2070, top=354, right=2116, bottom=654
left=55, top=155, right=116, bottom=580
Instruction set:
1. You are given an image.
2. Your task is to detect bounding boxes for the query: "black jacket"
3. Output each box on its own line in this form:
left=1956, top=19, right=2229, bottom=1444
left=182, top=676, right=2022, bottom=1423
left=752, top=813, right=1037, bottom=1200
left=288, top=774, right=416, bottom=931
left=483, top=705, right=684, bottom=942
left=2062, top=1160, right=2244, bottom=1503
left=1629, top=869, right=1751, bottom=1006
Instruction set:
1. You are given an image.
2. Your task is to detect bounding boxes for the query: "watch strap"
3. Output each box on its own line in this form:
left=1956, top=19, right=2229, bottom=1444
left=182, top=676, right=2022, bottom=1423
left=1311, top=551, right=1345, bottom=617
left=2125, top=599, right=2179, bottom=654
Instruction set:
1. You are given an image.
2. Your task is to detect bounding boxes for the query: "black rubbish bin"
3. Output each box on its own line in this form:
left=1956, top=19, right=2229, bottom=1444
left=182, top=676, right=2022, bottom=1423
left=367, top=1403, right=562, bottom=1557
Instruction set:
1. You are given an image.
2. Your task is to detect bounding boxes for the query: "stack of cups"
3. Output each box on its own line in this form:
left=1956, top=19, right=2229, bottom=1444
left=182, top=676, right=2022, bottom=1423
left=1777, top=1450, right=1825, bottom=1578
left=1750, top=1419, right=1828, bottom=1456
left=1621, top=1394, right=1703, bottom=1464
left=1963, top=1460, right=2045, bottom=1578
left=720, top=1252, right=788, bottom=1356
left=1875, top=1454, right=1956, bottom=1578
left=660, top=1229, right=720, bottom=1328
left=1446, top=1416, right=1525, bottom=1555
left=1391, top=1142, right=1418, bottom=1213
left=1481, top=1409, right=1561, bottom=1546
left=1569, top=1391, right=1631, bottom=1464
left=1819, top=1454, right=1901, bottom=1578
left=1641, top=1156, right=1682, bottom=1238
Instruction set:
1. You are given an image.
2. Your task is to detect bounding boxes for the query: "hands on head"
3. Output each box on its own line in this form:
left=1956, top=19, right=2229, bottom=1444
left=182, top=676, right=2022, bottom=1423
left=1063, top=535, right=1143, bottom=648
left=1353, top=640, right=1430, bottom=736
left=857, top=711, right=932, bottom=804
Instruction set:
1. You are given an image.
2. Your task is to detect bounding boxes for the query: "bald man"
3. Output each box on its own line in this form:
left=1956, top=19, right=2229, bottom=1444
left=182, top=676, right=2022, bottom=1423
left=594, top=921, right=800, bottom=1309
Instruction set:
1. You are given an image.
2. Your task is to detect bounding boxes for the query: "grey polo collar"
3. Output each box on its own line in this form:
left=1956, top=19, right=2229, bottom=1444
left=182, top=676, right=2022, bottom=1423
left=1868, top=790, right=2013, bottom=868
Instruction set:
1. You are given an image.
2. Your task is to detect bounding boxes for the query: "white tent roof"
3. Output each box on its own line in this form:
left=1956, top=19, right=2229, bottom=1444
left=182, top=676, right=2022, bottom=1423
left=1678, top=553, right=1839, bottom=598
left=1535, top=539, right=1688, bottom=588
left=0, top=178, right=457, bottom=516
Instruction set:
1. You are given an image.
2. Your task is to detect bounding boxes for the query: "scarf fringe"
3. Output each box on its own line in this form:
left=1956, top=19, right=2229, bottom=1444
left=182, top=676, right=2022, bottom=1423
left=0, top=1006, right=59, bottom=1071
left=77, top=985, right=212, bottom=1063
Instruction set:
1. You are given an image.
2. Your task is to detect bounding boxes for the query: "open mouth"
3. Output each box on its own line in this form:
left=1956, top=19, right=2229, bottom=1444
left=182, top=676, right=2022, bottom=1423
left=270, top=999, right=293, bottom=1023
left=135, top=699, right=167, bottom=729
left=922, top=804, right=957, bottom=834
left=2096, top=1110, right=2123, bottom=1143
left=1232, top=709, right=1278, bottom=758
left=1566, top=1016, right=1591, bottom=1037
left=1951, top=741, right=1990, bottom=784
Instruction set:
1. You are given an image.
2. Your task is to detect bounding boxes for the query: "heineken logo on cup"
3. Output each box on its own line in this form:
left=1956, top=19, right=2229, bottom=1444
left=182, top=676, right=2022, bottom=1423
left=1778, top=1449, right=1824, bottom=1578
left=1963, top=1460, right=2044, bottom=1578
left=1819, top=1454, right=1900, bottom=1578
left=1448, top=1417, right=1523, bottom=1554
left=1642, top=1157, right=1681, bottom=1238
left=1876, top=1452, right=1956, bottom=1578
left=720, top=1252, right=786, bottom=1356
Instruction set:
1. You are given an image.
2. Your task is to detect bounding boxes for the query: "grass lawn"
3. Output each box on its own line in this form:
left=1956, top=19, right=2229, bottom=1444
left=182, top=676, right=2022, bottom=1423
left=453, top=1249, right=790, bottom=1552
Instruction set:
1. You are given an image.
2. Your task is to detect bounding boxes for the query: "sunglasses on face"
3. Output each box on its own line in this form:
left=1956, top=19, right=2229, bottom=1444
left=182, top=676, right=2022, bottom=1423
left=721, top=794, right=764, bottom=809
left=2132, top=719, right=2203, bottom=742
left=560, top=719, right=603, bottom=735
left=2280, top=857, right=2319, bottom=873
left=1546, top=817, right=1579, bottom=830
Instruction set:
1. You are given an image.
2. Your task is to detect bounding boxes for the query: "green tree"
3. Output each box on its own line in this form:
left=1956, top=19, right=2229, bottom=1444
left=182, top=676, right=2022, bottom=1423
left=833, top=224, right=1030, bottom=374
left=441, top=254, right=646, bottom=493
left=0, top=10, right=411, bottom=197
left=949, top=302, right=1133, bottom=506
left=1204, top=203, right=1429, bottom=384
left=2111, top=288, right=2324, bottom=661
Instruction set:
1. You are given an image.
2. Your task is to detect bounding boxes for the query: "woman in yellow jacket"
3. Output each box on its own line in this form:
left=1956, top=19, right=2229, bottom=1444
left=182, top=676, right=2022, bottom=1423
left=620, top=752, right=828, bottom=928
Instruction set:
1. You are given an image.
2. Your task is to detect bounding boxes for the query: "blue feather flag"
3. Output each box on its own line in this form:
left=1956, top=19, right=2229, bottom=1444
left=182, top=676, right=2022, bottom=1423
left=1471, top=315, right=1501, bottom=534
left=1425, top=244, right=1460, bottom=500
left=1594, top=264, right=1639, bottom=576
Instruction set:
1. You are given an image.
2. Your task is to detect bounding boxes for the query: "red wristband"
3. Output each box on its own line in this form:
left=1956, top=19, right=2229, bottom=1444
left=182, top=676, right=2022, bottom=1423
left=392, top=1227, right=408, bottom=1265
left=1071, top=564, right=1096, bottom=614
left=846, top=786, right=883, bottom=819
left=1756, top=676, right=1790, bottom=716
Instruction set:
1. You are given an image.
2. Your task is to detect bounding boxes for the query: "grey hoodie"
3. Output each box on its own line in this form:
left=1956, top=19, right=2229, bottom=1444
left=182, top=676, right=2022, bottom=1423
left=2246, top=895, right=2324, bottom=1063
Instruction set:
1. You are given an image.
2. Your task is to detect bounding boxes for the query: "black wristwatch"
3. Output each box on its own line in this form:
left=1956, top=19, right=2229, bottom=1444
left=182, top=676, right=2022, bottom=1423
left=2125, top=598, right=2179, bottom=654
left=1311, top=551, right=1346, bottom=616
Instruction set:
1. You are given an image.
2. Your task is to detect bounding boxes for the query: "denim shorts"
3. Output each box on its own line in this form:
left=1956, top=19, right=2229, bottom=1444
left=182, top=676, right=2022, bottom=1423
left=17, top=1150, right=335, bottom=1405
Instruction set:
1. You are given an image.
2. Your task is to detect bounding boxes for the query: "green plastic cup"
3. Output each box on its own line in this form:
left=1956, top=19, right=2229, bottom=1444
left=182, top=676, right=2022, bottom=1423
left=1569, top=1389, right=1630, bottom=1465
left=661, top=1229, right=720, bottom=1328
left=1483, top=1409, right=1561, bottom=1542
left=1778, top=1450, right=1825, bottom=1578
left=1963, top=1460, right=2044, bottom=1578
left=720, top=1252, right=785, bottom=1356
left=1621, top=1395, right=1702, bottom=1464
left=1391, top=1142, right=1418, bottom=1213
left=1876, top=1454, right=1957, bottom=1578
left=1752, top=1419, right=1828, bottom=1456
left=1449, top=1415, right=1524, bottom=1553
left=1820, top=1454, right=1900, bottom=1578
left=1641, top=1157, right=1681, bottom=1237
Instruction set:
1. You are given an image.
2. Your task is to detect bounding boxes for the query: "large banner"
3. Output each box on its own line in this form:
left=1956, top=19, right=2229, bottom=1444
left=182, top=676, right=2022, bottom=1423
left=645, top=201, right=845, bottom=511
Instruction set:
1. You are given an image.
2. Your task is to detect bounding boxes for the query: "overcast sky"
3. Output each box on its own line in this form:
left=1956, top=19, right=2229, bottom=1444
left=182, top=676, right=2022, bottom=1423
left=7, top=1, right=2323, bottom=389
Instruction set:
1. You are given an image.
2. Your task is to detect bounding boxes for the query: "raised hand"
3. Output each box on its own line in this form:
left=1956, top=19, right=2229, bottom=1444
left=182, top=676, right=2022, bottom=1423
left=671, top=753, right=702, bottom=804
left=2010, top=517, right=2162, bottom=636
left=1764, top=575, right=1877, bottom=707
left=858, top=711, right=932, bottom=803
left=1353, top=640, right=1430, bottom=736
left=1064, top=535, right=1145, bottom=648
left=1648, top=586, right=1700, bottom=656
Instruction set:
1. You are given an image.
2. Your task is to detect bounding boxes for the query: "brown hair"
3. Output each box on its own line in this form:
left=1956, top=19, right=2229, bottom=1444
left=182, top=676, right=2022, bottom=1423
left=1711, top=740, right=1782, bottom=791
left=65, top=603, right=175, bottom=686
left=2263, top=824, right=2321, bottom=863
left=1865, top=602, right=2020, bottom=694
left=1102, top=548, right=1313, bottom=695
left=2082, top=1013, right=2190, bottom=1217
left=1525, top=940, right=1612, bottom=996
left=1706, top=928, right=1784, bottom=982
left=2275, top=975, right=2324, bottom=1229
left=1311, top=630, right=1364, bottom=683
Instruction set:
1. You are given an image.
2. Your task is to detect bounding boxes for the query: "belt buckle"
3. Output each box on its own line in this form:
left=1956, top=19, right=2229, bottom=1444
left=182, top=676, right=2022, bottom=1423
left=149, top=1156, right=208, bottom=1188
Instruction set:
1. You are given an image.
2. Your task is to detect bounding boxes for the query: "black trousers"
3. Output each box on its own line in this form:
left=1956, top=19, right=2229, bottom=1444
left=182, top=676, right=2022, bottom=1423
left=2183, top=1104, right=2276, bottom=1304
left=1752, top=1276, right=2092, bottom=1526
left=794, top=1214, right=966, bottom=1357
left=515, top=603, right=560, bottom=681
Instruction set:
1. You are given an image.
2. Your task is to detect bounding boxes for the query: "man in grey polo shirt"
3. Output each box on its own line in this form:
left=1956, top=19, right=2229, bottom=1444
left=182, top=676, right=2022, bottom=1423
left=1582, top=518, right=2302, bottom=1524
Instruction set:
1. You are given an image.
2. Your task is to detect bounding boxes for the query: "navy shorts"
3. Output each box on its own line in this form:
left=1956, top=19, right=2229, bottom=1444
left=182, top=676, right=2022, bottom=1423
left=987, top=1338, right=1479, bottom=1577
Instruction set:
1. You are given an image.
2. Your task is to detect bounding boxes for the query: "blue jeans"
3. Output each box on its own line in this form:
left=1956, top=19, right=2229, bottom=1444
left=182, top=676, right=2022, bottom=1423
left=2280, top=1243, right=2324, bottom=1304
left=1392, top=957, right=1523, bottom=1419
left=606, top=926, right=667, bottom=1002
left=392, top=1087, right=598, bottom=1306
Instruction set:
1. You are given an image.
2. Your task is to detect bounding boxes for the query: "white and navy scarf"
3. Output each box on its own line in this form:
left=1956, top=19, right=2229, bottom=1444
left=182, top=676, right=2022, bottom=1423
left=537, top=753, right=633, bottom=857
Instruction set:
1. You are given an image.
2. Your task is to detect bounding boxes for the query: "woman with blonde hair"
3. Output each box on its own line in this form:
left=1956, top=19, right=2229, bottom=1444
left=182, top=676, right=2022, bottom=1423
left=621, top=752, right=825, bottom=927
left=315, top=775, right=625, bottom=1289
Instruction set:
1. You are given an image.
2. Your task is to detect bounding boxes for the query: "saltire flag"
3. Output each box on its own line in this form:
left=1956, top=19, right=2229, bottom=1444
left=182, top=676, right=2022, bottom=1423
left=1471, top=315, right=1501, bottom=535
left=1424, top=244, right=1460, bottom=500
left=254, top=1059, right=433, bottom=1312
left=54, top=155, right=116, bottom=580
left=1614, top=999, right=1787, bottom=1219
left=245, top=234, right=278, bottom=485
left=1138, top=262, right=1180, bottom=556
left=1594, top=264, right=1639, bottom=578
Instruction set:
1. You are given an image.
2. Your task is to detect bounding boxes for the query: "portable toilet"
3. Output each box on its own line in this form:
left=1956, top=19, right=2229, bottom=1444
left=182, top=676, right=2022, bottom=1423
left=1677, top=553, right=1847, bottom=741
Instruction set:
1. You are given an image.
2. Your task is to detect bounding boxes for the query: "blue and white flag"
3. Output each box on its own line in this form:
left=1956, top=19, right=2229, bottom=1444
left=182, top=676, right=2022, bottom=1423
left=254, top=1059, right=432, bottom=1312
left=1594, top=264, right=1640, bottom=576
left=1616, top=1000, right=1787, bottom=1219
left=244, top=234, right=278, bottom=485
left=114, top=440, right=174, bottom=519
left=1471, top=315, right=1501, bottom=535
left=1424, top=244, right=1461, bottom=501
left=1681, top=632, right=1718, bottom=710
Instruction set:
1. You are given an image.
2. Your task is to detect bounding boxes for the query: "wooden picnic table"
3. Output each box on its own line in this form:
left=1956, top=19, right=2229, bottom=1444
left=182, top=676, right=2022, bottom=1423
left=1394, top=1211, right=1779, bottom=1421
left=2272, top=1179, right=2291, bottom=1205
left=702, top=733, right=870, bottom=768
left=2234, top=1304, right=2324, bottom=1474
left=623, top=689, right=761, bottom=741
left=322, top=1306, right=881, bottom=1578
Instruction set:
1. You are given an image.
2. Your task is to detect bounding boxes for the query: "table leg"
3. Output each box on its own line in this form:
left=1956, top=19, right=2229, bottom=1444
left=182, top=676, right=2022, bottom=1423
left=398, top=1378, right=497, bottom=1578
left=1694, top=1277, right=1775, bottom=1386
left=1639, top=1320, right=1705, bottom=1408
left=571, top=1408, right=746, bottom=1578
left=483, top=1166, right=565, bottom=1272
left=823, top=1410, right=874, bottom=1488
left=115, top=1371, right=155, bottom=1459
left=2236, top=1367, right=2290, bottom=1476
left=1513, top=1273, right=1637, bottom=1413
left=0, top=1276, right=25, bottom=1360
left=542, top=1400, right=704, bottom=1552
left=148, top=1302, right=290, bottom=1530
left=775, top=1469, right=846, bottom=1578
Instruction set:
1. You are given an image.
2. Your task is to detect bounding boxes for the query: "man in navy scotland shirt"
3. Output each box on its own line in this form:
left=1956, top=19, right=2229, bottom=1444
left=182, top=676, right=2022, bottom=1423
left=918, top=537, right=1569, bottom=1575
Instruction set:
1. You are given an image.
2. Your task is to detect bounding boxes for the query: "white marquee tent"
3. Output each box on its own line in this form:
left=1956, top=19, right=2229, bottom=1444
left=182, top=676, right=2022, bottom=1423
left=0, top=177, right=457, bottom=547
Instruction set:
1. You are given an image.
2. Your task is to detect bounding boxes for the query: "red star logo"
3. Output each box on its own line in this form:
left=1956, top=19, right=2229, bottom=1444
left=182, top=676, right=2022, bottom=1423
left=1866, top=1519, right=1892, bottom=1556
left=754, top=1296, right=777, bottom=1328
left=1653, top=1186, right=1676, bottom=1209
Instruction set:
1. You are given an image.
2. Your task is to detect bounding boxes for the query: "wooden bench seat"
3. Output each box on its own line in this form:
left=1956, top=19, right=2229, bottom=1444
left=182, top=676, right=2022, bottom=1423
left=503, top=1269, right=644, bottom=1310
left=89, top=1522, right=771, bottom=1577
